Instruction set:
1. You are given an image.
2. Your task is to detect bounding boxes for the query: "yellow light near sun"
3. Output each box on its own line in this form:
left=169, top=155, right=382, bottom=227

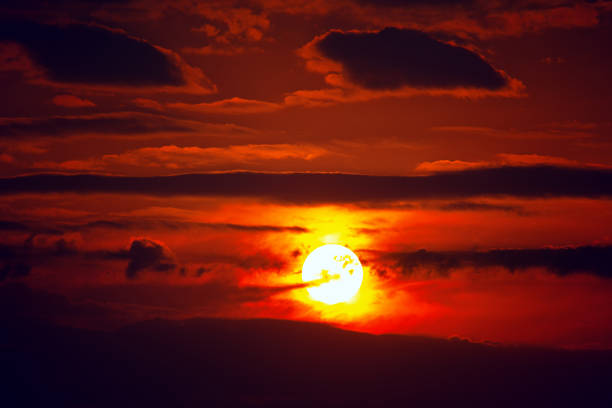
left=302, top=244, right=364, bottom=304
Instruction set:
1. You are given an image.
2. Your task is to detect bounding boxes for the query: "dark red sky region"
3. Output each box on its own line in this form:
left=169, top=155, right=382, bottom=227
left=2, top=0, right=612, bottom=352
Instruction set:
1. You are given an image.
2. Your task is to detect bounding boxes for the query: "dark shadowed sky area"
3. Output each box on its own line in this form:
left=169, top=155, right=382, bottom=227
left=1, top=2, right=612, bottom=404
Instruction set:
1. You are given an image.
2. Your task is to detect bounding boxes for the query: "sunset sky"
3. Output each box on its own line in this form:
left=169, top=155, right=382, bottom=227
left=2, top=0, right=612, bottom=350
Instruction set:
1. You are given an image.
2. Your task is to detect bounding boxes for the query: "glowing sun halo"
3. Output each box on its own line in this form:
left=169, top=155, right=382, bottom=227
left=302, top=244, right=364, bottom=305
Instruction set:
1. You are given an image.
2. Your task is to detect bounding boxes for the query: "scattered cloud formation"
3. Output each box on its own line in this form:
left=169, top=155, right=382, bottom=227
left=349, top=0, right=610, bottom=39
left=0, top=237, right=79, bottom=281
left=182, top=6, right=270, bottom=55
left=172, top=26, right=525, bottom=113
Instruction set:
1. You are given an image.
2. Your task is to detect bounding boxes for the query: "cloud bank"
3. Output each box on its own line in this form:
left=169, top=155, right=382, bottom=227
left=2, top=166, right=611, bottom=202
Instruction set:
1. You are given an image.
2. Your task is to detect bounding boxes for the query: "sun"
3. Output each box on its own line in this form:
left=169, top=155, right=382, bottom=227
left=302, top=244, right=364, bottom=305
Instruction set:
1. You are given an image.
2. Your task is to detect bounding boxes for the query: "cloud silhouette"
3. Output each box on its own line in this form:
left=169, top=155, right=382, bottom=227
left=0, top=21, right=215, bottom=93
left=311, top=27, right=508, bottom=90
left=378, top=245, right=612, bottom=278
left=121, top=238, right=177, bottom=279
left=0, top=238, right=75, bottom=281
left=428, top=201, right=526, bottom=214
left=0, top=113, right=203, bottom=139
left=2, top=166, right=611, bottom=202
left=0, top=218, right=309, bottom=234
left=0, top=21, right=182, bottom=85
left=0, top=220, right=30, bottom=231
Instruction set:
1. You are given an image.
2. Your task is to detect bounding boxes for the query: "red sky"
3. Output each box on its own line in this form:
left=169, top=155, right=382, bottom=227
left=1, top=0, right=612, bottom=349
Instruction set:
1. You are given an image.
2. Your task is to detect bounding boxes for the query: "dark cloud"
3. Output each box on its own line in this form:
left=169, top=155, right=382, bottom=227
left=49, top=237, right=78, bottom=256
left=0, top=21, right=184, bottom=86
left=195, top=266, right=210, bottom=277
left=0, top=233, right=287, bottom=281
left=0, top=218, right=309, bottom=234
left=314, top=27, right=508, bottom=90
left=431, top=201, right=527, bottom=214
left=0, top=113, right=193, bottom=139
left=2, top=166, right=611, bottom=202
left=77, top=220, right=130, bottom=230
left=0, top=235, right=147, bottom=280
left=121, top=238, right=177, bottom=279
left=379, top=245, right=612, bottom=278
left=0, top=220, right=63, bottom=235
left=200, top=223, right=308, bottom=233
left=95, top=220, right=308, bottom=234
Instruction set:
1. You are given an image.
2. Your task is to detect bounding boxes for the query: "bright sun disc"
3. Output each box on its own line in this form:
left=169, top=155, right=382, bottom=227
left=302, top=244, right=364, bottom=305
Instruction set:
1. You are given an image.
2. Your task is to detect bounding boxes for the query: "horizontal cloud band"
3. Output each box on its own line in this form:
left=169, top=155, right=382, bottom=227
left=1, top=166, right=611, bottom=202
left=377, top=245, right=612, bottom=278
